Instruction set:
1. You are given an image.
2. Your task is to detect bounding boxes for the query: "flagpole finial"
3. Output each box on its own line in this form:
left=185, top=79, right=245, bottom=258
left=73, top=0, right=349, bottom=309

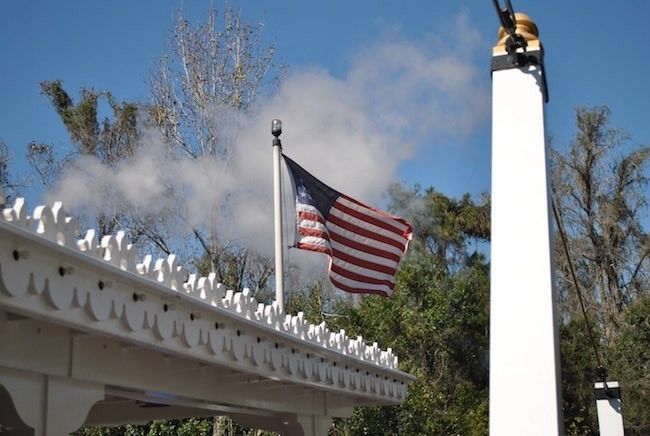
left=272, top=119, right=282, bottom=138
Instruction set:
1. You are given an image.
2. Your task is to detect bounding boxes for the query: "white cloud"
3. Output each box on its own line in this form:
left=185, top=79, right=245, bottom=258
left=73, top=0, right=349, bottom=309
left=47, top=12, right=488, bottom=271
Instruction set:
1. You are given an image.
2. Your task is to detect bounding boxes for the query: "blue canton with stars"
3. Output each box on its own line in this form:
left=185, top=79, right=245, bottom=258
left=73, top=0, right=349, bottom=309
left=283, top=154, right=340, bottom=218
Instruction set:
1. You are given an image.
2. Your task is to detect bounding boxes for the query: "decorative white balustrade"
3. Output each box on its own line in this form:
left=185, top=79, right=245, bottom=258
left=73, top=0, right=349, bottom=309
left=0, top=198, right=411, bottom=403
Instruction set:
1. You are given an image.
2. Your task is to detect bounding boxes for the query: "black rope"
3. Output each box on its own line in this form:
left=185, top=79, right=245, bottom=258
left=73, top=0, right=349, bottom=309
left=492, top=0, right=517, bottom=38
left=551, top=197, right=607, bottom=380
left=491, top=0, right=528, bottom=58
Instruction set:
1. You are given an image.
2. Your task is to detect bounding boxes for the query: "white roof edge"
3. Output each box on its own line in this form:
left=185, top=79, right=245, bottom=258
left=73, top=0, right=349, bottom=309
left=1, top=198, right=413, bottom=381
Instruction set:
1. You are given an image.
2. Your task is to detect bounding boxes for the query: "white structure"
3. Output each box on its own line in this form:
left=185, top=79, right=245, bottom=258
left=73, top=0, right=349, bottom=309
left=594, top=381, right=625, bottom=436
left=490, top=13, right=563, bottom=435
left=0, top=198, right=413, bottom=435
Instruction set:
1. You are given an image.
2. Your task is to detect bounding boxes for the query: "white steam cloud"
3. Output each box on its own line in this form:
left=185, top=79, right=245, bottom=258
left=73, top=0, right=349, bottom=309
left=46, top=14, right=488, bottom=268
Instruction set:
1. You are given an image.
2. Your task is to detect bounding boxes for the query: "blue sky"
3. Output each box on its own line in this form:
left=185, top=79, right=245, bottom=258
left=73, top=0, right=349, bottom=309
left=1, top=0, right=648, bottom=205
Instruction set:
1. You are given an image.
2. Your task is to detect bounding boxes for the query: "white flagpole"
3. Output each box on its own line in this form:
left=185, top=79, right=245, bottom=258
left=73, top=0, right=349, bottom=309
left=272, top=119, right=285, bottom=312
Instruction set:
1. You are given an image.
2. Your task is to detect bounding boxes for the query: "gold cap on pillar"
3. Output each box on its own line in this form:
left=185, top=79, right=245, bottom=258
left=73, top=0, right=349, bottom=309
left=493, top=13, right=541, bottom=55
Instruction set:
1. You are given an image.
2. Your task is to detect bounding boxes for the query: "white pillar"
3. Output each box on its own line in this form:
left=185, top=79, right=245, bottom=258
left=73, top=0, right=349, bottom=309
left=295, top=415, right=331, bottom=436
left=594, top=381, right=624, bottom=436
left=490, top=13, right=562, bottom=435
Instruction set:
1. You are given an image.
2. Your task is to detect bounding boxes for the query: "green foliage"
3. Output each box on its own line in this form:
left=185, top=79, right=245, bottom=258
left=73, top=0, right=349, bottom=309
left=560, top=296, right=650, bottom=436
left=606, top=296, right=650, bottom=435
left=560, top=320, right=600, bottom=435
left=388, top=183, right=489, bottom=271
left=330, top=254, right=489, bottom=435
left=27, top=80, right=141, bottom=236
left=75, top=418, right=213, bottom=436
left=38, top=80, right=139, bottom=162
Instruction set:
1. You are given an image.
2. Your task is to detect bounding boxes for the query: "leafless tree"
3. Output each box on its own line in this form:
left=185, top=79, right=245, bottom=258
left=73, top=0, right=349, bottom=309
left=0, top=141, right=21, bottom=206
left=149, top=6, right=279, bottom=161
left=146, top=5, right=281, bottom=294
left=551, top=106, right=649, bottom=341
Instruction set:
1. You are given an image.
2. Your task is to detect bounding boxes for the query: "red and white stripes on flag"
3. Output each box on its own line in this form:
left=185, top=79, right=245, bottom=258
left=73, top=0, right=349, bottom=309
left=283, top=155, right=412, bottom=297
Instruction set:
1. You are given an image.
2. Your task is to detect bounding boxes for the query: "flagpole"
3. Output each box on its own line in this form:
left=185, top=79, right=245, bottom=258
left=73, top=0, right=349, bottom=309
left=272, top=119, right=285, bottom=312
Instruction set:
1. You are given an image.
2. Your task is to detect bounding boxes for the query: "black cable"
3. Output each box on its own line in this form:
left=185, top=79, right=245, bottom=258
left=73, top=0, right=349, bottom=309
left=491, top=0, right=528, bottom=59
left=492, top=0, right=517, bottom=38
left=551, top=197, right=607, bottom=379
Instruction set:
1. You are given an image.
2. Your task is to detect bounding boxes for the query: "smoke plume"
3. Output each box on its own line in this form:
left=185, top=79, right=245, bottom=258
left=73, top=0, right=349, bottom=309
left=46, top=13, right=489, bottom=272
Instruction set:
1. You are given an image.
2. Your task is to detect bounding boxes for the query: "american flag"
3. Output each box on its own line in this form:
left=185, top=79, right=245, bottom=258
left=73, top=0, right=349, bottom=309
left=283, top=154, right=412, bottom=297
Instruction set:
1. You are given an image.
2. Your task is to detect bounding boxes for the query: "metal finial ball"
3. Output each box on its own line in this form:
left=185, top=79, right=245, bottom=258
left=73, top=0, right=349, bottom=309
left=272, top=119, right=282, bottom=137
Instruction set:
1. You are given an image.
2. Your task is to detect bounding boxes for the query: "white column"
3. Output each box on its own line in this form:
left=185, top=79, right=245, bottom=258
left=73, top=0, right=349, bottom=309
left=594, top=381, right=624, bottom=436
left=490, top=14, right=562, bottom=436
left=295, top=415, right=331, bottom=436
